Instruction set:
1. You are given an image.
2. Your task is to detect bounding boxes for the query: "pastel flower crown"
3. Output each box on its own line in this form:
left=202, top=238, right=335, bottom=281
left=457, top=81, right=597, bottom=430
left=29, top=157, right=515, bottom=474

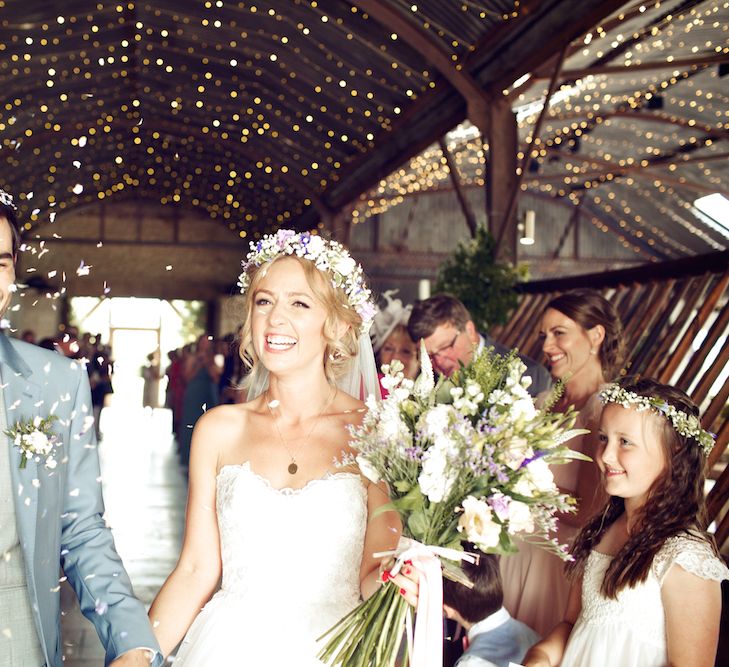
left=599, top=383, right=715, bottom=454
left=0, top=187, right=17, bottom=210
left=237, top=229, right=376, bottom=332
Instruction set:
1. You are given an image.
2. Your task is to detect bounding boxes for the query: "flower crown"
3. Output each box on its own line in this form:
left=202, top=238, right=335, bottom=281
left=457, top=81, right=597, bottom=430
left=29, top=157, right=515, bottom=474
left=599, top=383, right=715, bottom=454
left=238, top=229, right=376, bottom=332
left=0, top=187, right=17, bottom=210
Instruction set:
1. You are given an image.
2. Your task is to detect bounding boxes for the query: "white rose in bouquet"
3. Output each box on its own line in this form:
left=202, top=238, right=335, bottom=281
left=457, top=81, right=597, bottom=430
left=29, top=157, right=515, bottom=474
left=511, top=395, right=537, bottom=422
left=514, top=457, right=558, bottom=497
left=502, top=437, right=533, bottom=471
left=418, top=440, right=456, bottom=503
left=508, top=499, right=535, bottom=534
left=420, top=404, right=452, bottom=438
left=526, top=457, right=557, bottom=493
left=458, top=495, right=501, bottom=550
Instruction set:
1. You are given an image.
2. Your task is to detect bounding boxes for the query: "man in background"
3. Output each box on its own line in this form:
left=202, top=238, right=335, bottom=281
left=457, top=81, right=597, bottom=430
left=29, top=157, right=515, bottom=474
left=408, top=293, right=550, bottom=396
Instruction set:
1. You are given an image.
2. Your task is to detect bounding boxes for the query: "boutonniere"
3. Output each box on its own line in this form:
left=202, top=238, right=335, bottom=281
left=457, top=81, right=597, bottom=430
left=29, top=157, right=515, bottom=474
left=5, top=415, right=61, bottom=470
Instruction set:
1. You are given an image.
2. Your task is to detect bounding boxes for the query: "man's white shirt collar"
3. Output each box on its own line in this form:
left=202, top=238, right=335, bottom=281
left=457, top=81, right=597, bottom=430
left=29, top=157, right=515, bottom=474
left=466, top=606, right=512, bottom=642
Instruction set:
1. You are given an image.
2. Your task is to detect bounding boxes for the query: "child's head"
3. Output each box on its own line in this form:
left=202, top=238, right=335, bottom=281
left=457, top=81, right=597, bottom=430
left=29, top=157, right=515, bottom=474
left=442, top=552, right=502, bottom=627
left=568, top=376, right=715, bottom=597
left=597, top=377, right=710, bottom=517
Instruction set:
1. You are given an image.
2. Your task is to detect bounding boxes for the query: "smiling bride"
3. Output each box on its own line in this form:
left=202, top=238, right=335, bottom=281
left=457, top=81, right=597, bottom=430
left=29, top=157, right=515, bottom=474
left=148, top=230, right=400, bottom=665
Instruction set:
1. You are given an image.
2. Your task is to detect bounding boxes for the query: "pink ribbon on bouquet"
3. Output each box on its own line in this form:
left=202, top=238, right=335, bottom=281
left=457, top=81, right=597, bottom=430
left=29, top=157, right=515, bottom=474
left=375, top=537, right=477, bottom=667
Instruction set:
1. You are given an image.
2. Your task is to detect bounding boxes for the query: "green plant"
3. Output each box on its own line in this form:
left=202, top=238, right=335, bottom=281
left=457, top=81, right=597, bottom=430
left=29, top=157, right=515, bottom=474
left=435, top=225, right=526, bottom=331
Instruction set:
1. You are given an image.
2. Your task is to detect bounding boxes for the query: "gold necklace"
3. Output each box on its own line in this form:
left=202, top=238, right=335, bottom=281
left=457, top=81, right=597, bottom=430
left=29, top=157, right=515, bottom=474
left=265, top=387, right=337, bottom=475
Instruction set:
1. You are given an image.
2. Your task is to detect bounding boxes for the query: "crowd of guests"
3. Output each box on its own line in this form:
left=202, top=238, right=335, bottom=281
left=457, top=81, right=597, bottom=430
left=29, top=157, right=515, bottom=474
left=18, top=325, right=250, bottom=453
left=164, top=333, right=246, bottom=467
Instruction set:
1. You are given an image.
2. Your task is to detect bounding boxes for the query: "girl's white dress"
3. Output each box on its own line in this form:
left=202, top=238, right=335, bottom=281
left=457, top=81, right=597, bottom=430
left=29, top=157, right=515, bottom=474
left=173, top=462, right=367, bottom=665
left=561, top=533, right=729, bottom=667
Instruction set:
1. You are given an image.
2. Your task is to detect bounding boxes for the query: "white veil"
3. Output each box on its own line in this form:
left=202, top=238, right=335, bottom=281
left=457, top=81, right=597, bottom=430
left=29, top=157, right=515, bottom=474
left=245, top=333, right=381, bottom=403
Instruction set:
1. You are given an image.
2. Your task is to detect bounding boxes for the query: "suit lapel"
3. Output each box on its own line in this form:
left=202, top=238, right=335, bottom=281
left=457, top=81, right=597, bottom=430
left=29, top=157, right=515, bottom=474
left=1, top=336, right=43, bottom=567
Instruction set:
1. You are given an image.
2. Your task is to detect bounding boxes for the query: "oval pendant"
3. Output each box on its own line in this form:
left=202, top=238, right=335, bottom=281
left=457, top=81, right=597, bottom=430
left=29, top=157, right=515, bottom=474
left=288, top=462, right=298, bottom=475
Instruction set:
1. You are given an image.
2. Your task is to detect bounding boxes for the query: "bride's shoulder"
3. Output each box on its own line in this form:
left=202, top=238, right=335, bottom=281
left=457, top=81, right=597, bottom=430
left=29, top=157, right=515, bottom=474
left=333, top=390, right=367, bottom=426
left=195, top=401, right=260, bottom=436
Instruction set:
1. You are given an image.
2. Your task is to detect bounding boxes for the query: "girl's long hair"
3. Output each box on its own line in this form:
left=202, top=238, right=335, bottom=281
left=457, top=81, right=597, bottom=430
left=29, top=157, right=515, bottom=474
left=566, top=377, right=717, bottom=598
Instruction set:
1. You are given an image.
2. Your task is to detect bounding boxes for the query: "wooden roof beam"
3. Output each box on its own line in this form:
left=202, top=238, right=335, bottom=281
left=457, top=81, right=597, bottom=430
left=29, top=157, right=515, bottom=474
left=438, top=137, right=477, bottom=237
left=298, top=0, right=642, bottom=227
left=354, top=0, right=491, bottom=132
left=535, top=53, right=729, bottom=81
left=546, top=110, right=729, bottom=141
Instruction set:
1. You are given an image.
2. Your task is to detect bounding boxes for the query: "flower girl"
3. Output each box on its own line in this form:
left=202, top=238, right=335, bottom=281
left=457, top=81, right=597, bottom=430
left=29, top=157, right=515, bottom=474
left=523, top=377, right=728, bottom=667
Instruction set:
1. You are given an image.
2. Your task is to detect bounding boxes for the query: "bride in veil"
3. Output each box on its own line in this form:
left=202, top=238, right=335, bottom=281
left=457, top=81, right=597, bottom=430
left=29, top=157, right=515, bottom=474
left=149, top=230, right=400, bottom=665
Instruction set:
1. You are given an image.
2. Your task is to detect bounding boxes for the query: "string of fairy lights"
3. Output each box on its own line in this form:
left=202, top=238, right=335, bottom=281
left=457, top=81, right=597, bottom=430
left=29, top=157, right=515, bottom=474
left=0, top=0, right=516, bottom=239
left=351, top=0, right=728, bottom=260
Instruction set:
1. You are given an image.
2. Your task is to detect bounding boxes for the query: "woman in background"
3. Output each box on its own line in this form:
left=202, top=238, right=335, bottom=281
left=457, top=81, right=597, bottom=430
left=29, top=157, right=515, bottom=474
left=370, top=290, right=419, bottom=387
left=501, top=289, right=625, bottom=636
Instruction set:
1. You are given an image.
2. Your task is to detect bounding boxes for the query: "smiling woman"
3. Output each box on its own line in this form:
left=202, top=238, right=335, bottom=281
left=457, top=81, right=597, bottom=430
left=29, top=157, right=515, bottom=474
left=148, top=230, right=400, bottom=665
left=240, top=254, right=364, bottom=394
left=501, top=288, right=625, bottom=636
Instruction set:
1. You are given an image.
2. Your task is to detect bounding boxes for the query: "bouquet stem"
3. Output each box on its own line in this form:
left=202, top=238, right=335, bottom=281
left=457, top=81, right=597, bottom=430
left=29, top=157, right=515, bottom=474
left=318, top=584, right=410, bottom=666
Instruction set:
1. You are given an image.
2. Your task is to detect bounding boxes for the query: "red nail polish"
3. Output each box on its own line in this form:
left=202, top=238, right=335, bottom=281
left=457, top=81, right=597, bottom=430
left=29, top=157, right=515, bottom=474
left=403, top=566, right=411, bottom=575
left=399, top=588, right=406, bottom=595
left=404, top=559, right=412, bottom=566
left=381, top=570, right=391, bottom=582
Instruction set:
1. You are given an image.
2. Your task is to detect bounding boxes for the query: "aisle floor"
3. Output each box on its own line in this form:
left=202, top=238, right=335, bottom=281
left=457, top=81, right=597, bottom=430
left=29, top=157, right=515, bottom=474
left=60, top=406, right=186, bottom=666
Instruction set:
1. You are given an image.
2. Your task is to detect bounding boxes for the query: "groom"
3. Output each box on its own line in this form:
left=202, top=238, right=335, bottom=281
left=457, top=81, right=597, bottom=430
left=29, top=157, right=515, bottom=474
left=0, top=191, right=161, bottom=666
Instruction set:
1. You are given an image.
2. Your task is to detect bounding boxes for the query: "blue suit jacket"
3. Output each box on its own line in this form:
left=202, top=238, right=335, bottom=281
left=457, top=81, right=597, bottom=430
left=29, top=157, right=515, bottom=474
left=2, top=335, right=162, bottom=667
left=457, top=610, right=539, bottom=667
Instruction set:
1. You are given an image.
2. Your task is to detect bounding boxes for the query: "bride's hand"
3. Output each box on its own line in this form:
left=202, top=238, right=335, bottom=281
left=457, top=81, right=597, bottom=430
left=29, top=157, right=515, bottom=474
left=381, top=559, right=420, bottom=607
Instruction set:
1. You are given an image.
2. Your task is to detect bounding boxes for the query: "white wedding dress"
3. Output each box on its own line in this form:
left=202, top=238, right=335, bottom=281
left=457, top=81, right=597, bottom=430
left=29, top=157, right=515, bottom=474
left=174, top=462, right=367, bottom=665
left=561, top=533, right=729, bottom=666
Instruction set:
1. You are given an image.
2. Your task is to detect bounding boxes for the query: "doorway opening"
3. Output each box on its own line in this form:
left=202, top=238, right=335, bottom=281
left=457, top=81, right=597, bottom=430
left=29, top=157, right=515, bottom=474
left=70, top=296, right=206, bottom=409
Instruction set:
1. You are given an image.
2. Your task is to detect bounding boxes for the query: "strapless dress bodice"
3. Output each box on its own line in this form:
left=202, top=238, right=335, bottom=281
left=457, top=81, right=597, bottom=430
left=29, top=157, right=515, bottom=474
left=174, top=461, right=368, bottom=666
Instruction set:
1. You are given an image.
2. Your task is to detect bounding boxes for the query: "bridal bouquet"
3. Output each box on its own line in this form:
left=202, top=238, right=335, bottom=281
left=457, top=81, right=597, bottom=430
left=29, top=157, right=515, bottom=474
left=318, top=346, right=588, bottom=667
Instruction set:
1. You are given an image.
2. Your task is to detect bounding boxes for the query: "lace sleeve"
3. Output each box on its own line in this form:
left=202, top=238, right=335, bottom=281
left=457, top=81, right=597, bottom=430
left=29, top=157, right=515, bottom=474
left=654, top=534, right=729, bottom=585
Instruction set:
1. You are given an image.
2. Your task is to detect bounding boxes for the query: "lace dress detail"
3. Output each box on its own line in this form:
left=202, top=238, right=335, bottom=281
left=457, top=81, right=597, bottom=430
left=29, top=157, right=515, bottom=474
left=174, top=462, right=368, bottom=665
left=561, top=534, right=729, bottom=667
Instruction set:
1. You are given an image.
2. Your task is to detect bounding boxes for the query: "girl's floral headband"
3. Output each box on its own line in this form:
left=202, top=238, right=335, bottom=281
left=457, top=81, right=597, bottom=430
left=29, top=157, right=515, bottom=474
left=237, top=229, right=376, bottom=333
left=0, top=187, right=17, bottom=210
left=599, top=383, right=715, bottom=454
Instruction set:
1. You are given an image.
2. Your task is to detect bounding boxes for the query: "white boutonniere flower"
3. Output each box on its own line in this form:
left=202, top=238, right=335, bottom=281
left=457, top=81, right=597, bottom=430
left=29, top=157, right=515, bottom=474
left=5, top=415, right=61, bottom=470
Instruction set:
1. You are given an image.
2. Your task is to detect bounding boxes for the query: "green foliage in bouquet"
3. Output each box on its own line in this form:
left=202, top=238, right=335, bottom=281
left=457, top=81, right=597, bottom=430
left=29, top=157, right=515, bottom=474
left=434, top=225, right=526, bottom=331
left=318, top=346, right=589, bottom=667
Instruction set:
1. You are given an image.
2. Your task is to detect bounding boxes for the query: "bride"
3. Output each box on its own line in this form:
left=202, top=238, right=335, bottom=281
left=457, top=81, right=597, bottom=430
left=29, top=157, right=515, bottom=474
left=149, top=230, right=401, bottom=664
